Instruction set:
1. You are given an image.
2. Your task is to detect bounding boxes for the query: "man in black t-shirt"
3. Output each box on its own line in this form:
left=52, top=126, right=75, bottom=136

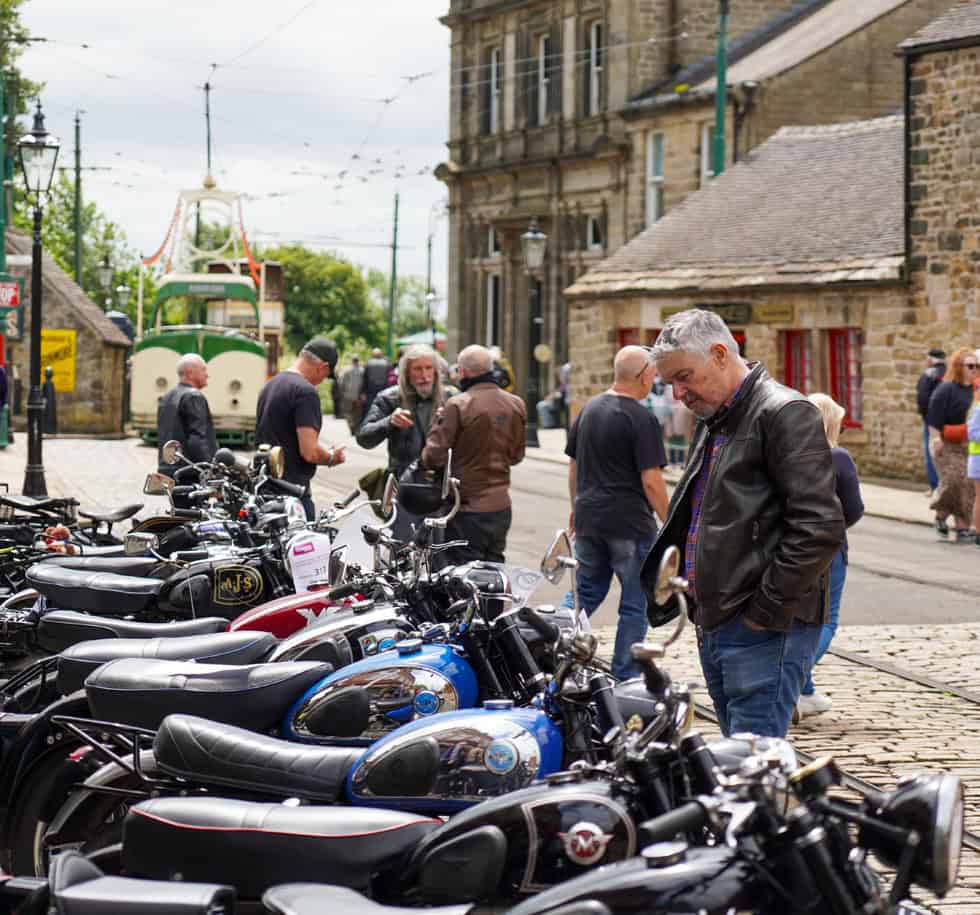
left=255, top=337, right=346, bottom=519
left=564, top=346, right=668, bottom=679
left=916, top=347, right=946, bottom=493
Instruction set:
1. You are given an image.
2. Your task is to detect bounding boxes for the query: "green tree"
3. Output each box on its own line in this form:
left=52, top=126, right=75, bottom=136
left=1, top=0, right=42, bottom=173
left=11, top=171, right=152, bottom=318
left=260, top=244, right=386, bottom=353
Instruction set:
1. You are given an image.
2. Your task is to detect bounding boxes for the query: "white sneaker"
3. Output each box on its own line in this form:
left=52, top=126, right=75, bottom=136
left=797, top=692, right=833, bottom=718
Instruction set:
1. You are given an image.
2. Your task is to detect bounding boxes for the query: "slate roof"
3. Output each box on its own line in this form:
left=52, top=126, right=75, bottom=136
left=899, top=0, right=980, bottom=52
left=565, top=116, right=905, bottom=299
left=4, top=230, right=132, bottom=347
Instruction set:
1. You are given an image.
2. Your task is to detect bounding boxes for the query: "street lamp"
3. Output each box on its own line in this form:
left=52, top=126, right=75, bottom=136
left=96, top=254, right=112, bottom=309
left=520, top=218, right=547, bottom=449
left=115, top=284, right=131, bottom=310
left=425, top=290, right=437, bottom=348
left=17, top=100, right=60, bottom=497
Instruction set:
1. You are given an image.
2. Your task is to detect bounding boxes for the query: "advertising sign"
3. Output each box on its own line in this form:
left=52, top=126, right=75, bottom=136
left=40, top=329, right=78, bottom=393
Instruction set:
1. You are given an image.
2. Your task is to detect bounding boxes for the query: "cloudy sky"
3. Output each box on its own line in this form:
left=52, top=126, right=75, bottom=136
left=18, top=0, right=451, bottom=306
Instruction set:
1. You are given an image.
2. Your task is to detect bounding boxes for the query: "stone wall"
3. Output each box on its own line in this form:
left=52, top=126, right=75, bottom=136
left=4, top=231, right=130, bottom=435
left=907, top=46, right=980, bottom=350
left=568, top=282, right=923, bottom=479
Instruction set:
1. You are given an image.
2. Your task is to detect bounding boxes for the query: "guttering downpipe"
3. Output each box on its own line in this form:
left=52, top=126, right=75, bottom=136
left=903, top=52, right=912, bottom=285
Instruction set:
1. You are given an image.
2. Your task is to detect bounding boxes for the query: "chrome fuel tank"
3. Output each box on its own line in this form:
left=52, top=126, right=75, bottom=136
left=283, top=641, right=479, bottom=743
left=346, top=701, right=563, bottom=814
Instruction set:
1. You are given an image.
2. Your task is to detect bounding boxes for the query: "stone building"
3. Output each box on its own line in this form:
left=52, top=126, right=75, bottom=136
left=564, top=116, right=910, bottom=476
left=4, top=229, right=131, bottom=434
left=436, top=0, right=953, bottom=400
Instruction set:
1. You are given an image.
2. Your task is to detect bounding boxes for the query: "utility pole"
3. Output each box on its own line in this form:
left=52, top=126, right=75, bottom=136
left=0, top=70, right=7, bottom=276
left=713, top=0, right=730, bottom=178
left=74, top=112, right=82, bottom=284
left=385, top=192, right=399, bottom=359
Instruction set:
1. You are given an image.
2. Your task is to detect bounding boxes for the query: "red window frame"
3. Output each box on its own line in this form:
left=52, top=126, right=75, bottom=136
left=827, top=328, right=863, bottom=428
left=617, top=328, right=661, bottom=348
left=780, top=329, right=812, bottom=394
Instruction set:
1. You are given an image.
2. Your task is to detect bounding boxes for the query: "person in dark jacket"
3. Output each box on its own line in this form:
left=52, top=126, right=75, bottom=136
left=356, top=344, right=450, bottom=538
left=360, top=348, right=391, bottom=418
left=643, top=309, right=844, bottom=739
left=916, top=348, right=946, bottom=493
left=796, top=393, right=864, bottom=720
left=927, top=345, right=979, bottom=541
left=156, top=354, right=217, bottom=476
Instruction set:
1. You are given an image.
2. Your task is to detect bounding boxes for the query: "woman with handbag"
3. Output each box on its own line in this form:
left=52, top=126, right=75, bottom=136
left=927, top=346, right=980, bottom=541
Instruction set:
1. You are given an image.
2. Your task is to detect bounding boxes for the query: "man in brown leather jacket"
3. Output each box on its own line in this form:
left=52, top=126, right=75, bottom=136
left=642, top=309, right=844, bottom=739
left=422, top=344, right=526, bottom=563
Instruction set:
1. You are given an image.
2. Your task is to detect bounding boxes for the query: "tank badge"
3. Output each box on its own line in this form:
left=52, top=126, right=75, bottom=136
left=484, top=738, right=520, bottom=775
left=214, top=565, right=264, bottom=605
left=296, top=606, right=331, bottom=628
left=413, top=690, right=440, bottom=716
left=625, top=714, right=644, bottom=734
left=558, top=822, right=614, bottom=866
left=359, top=634, right=379, bottom=655
left=378, top=637, right=397, bottom=652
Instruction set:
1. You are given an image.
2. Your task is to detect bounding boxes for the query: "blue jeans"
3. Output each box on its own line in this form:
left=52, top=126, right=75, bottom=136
left=802, top=549, right=847, bottom=695
left=698, top=614, right=821, bottom=738
left=924, top=422, right=939, bottom=490
left=562, top=534, right=654, bottom=680
left=300, top=492, right=316, bottom=521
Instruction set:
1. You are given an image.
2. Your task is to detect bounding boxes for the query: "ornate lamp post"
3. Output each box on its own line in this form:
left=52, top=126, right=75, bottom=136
left=96, top=254, right=113, bottom=310
left=520, top=219, right=547, bottom=448
left=18, top=101, right=60, bottom=497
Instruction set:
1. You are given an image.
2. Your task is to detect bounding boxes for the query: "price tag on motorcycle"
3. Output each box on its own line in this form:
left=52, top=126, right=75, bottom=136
left=286, top=530, right=334, bottom=592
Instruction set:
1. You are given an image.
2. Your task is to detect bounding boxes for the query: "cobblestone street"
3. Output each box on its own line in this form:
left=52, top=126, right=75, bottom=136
left=1, top=434, right=977, bottom=909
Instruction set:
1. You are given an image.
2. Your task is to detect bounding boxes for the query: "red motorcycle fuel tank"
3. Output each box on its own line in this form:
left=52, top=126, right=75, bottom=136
left=229, top=589, right=351, bottom=639
left=402, top=775, right=639, bottom=904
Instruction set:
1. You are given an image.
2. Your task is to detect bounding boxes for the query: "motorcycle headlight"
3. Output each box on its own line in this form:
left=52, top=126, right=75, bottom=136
left=860, top=773, right=963, bottom=895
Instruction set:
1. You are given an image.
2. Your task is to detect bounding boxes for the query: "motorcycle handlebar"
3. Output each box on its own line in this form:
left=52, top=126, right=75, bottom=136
left=518, top=606, right=561, bottom=644
left=171, top=508, right=208, bottom=521
left=336, top=490, right=359, bottom=509
left=262, top=477, right=307, bottom=498
left=638, top=801, right=710, bottom=846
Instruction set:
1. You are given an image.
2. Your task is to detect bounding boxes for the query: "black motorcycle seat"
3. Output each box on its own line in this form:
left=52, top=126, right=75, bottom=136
left=48, top=850, right=236, bottom=915
left=154, top=714, right=362, bottom=803
left=57, top=631, right=276, bottom=696
left=123, top=797, right=441, bottom=898
left=85, top=659, right=333, bottom=732
left=263, top=884, right=472, bottom=915
left=77, top=503, right=144, bottom=523
left=37, top=610, right=228, bottom=654
left=0, top=494, right=76, bottom=514
left=41, top=555, right=165, bottom=577
left=27, top=563, right=164, bottom=614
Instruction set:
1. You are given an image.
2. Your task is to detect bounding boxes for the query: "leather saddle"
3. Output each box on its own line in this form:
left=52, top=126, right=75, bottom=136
left=40, top=554, right=167, bottom=578
left=153, top=714, right=362, bottom=803
left=37, top=610, right=228, bottom=655
left=84, top=658, right=333, bottom=732
left=27, top=563, right=164, bottom=615
left=264, top=884, right=473, bottom=915
left=46, top=851, right=234, bottom=915
left=56, top=631, right=276, bottom=696
left=77, top=503, right=144, bottom=524
left=123, top=796, right=442, bottom=899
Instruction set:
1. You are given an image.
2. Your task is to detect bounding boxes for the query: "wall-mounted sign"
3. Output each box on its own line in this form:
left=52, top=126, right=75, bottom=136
left=752, top=304, right=795, bottom=324
left=0, top=307, right=24, bottom=340
left=40, top=329, right=78, bottom=393
left=0, top=276, right=24, bottom=341
left=0, top=278, right=21, bottom=309
left=661, top=303, right=752, bottom=325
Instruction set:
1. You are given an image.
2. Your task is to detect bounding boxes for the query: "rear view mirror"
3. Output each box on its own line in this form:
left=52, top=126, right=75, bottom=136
left=328, top=545, right=349, bottom=586
left=161, top=440, right=182, bottom=465
left=125, top=532, right=159, bottom=556
left=268, top=446, right=285, bottom=479
left=380, top=474, right=396, bottom=521
left=143, top=473, right=175, bottom=496
left=653, top=545, right=681, bottom=606
left=441, top=449, right=453, bottom=501
left=540, top=529, right=575, bottom=585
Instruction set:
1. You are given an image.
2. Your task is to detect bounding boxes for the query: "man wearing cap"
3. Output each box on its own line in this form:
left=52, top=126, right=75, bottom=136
left=256, top=337, right=346, bottom=519
left=917, top=348, right=947, bottom=494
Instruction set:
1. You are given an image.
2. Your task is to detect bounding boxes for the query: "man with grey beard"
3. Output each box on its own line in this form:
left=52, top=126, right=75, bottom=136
left=357, top=344, right=450, bottom=537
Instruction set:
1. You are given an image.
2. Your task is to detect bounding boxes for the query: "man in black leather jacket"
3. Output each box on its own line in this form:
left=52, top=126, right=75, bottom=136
left=156, top=354, right=217, bottom=476
left=642, top=309, right=844, bottom=738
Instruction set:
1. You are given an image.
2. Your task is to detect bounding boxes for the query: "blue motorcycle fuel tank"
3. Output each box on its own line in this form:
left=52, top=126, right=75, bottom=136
left=345, top=701, right=563, bottom=815
left=283, top=641, right=479, bottom=743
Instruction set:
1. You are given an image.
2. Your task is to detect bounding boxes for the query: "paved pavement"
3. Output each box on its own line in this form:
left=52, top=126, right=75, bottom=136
left=0, top=430, right=977, bottom=909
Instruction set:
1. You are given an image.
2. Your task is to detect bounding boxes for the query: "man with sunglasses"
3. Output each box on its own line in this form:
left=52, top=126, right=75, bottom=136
left=564, top=345, right=669, bottom=680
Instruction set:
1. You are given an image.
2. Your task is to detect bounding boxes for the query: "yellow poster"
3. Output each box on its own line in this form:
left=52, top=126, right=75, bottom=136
left=40, top=329, right=77, bottom=394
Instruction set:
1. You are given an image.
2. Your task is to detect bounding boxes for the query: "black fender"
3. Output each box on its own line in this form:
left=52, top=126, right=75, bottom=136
left=0, top=690, right=90, bottom=835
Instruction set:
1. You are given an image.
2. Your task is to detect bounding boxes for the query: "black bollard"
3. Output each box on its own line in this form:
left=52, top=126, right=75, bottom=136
left=41, top=366, right=58, bottom=435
